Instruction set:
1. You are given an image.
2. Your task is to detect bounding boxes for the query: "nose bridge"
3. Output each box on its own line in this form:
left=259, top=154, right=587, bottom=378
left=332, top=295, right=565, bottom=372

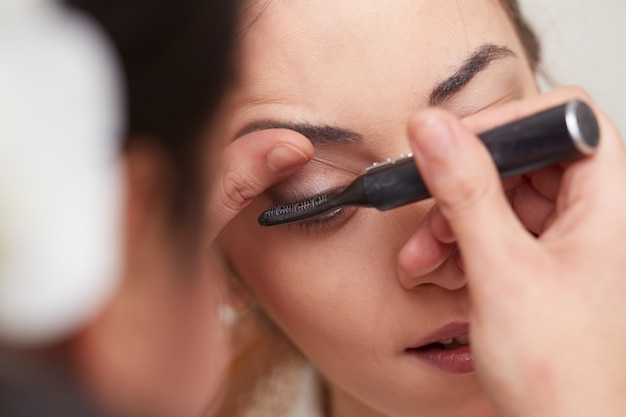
left=375, top=200, right=430, bottom=254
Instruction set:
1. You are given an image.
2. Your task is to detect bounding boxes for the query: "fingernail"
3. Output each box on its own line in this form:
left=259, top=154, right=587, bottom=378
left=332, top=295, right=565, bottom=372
left=410, top=114, right=453, bottom=160
left=267, top=144, right=310, bottom=173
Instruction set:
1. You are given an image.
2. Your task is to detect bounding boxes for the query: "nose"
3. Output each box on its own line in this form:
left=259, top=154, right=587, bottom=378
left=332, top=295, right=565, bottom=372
left=397, top=223, right=467, bottom=291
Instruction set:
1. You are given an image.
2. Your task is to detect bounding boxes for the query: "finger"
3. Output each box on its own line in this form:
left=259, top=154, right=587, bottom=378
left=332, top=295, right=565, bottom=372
left=507, top=180, right=555, bottom=235
left=526, top=165, right=563, bottom=201
left=542, top=109, right=626, bottom=243
left=456, top=85, right=626, bottom=244
left=207, top=129, right=314, bottom=241
left=427, top=175, right=525, bottom=246
left=430, top=205, right=455, bottom=244
left=427, top=175, right=551, bottom=243
left=430, top=172, right=558, bottom=238
left=407, top=108, right=532, bottom=276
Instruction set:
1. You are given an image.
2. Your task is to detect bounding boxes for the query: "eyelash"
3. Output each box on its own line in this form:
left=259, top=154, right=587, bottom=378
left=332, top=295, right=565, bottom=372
left=286, top=207, right=354, bottom=234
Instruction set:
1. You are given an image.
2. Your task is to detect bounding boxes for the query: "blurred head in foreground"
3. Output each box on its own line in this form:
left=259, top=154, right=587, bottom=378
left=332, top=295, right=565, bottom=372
left=0, top=0, right=236, bottom=416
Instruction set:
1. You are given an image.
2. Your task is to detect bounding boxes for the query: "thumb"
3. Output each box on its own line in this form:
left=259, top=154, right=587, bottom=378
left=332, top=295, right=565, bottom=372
left=406, top=109, right=533, bottom=275
left=207, top=129, right=313, bottom=242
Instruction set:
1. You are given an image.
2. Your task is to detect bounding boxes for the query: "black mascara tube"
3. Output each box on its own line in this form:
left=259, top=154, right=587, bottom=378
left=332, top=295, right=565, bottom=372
left=365, top=99, right=600, bottom=210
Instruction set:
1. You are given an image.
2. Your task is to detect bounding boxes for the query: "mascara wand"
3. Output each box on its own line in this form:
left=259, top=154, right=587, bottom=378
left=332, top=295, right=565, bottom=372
left=258, top=99, right=600, bottom=226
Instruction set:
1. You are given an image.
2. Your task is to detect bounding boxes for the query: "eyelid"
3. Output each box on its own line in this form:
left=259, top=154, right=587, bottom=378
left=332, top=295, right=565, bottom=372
left=436, top=56, right=523, bottom=116
left=445, top=91, right=521, bottom=119
left=286, top=207, right=354, bottom=234
left=268, top=183, right=346, bottom=209
left=442, top=81, right=523, bottom=118
left=265, top=157, right=365, bottom=206
left=311, top=154, right=364, bottom=176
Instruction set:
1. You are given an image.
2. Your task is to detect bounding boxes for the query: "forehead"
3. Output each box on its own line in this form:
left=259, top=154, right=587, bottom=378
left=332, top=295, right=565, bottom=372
left=228, top=0, right=523, bottom=136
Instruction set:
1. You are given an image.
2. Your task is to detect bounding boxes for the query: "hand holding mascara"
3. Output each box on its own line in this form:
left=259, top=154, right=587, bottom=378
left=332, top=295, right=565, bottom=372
left=258, top=100, right=599, bottom=226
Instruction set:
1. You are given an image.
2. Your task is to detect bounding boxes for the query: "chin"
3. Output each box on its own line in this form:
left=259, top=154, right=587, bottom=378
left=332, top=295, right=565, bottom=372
left=395, top=375, right=498, bottom=417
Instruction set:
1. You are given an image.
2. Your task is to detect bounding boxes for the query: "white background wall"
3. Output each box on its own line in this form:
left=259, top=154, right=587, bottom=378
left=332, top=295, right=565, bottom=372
left=521, top=0, right=626, bottom=136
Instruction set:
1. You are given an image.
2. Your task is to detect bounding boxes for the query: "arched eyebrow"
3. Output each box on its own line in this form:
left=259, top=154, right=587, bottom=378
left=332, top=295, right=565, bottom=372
left=235, top=120, right=363, bottom=145
left=428, top=44, right=516, bottom=106
left=235, top=44, right=516, bottom=145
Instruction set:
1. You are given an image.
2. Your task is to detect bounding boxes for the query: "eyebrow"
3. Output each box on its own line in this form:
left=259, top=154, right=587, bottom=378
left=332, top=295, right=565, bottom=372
left=235, top=43, right=515, bottom=144
left=428, top=44, right=515, bottom=106
left=236, top=120, right=363, bottom=145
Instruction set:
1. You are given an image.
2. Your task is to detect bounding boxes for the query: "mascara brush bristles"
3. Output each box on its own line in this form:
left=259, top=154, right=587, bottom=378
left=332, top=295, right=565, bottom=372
left=258, top=176, right=369, bottom=226
left=258, top=194, right=333, bottom=226
left=264, top=195, right=330, bottom=219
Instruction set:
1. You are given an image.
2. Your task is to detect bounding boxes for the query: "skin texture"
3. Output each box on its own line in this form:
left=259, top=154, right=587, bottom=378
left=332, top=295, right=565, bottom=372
left=217, top=1, right=551, bottom=416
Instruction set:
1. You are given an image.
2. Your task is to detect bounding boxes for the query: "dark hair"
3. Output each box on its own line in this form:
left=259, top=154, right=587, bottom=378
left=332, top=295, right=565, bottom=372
left=502, top=0, right=541, bottom=71
left=67, top=0, right=236, bottom=233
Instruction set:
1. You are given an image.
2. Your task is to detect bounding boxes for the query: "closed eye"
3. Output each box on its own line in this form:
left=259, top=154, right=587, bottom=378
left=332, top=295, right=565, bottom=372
left=287, top=207, right=355, bottom=234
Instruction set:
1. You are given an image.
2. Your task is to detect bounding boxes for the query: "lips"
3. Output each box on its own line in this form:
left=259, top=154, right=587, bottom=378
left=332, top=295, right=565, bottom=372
left=405, top=322, right=473, bottom=374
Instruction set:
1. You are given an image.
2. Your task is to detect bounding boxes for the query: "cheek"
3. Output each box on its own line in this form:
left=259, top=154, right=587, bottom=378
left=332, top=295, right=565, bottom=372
left=221, top=213, right=378, bottom=339
left=219, top=203, right=429, bottom=363
left=238, top=245, right=382, bottom=374
left=225, top=225, right=366, bottom=331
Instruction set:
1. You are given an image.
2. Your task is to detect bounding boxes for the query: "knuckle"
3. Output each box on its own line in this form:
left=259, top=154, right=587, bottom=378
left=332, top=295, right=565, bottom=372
left=435, top=171, right=497, bottom=217
left=561, top=85, right=594, bottom=105
left=220, top=167, right=264, bottom=211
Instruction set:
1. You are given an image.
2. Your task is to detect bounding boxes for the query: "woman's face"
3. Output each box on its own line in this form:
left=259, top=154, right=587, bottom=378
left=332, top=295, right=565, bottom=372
left=219, top=1, right=538, bottom=416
